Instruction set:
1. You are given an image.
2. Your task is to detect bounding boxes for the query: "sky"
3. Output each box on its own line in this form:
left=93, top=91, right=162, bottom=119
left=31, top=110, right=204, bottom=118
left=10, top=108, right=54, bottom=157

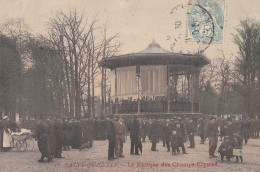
left=0, top=0, right=260, bottom=62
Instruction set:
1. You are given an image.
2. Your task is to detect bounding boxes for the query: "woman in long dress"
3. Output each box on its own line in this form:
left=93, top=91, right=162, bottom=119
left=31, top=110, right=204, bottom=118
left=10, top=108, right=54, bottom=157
left=1, top=116, right=12, bottom=151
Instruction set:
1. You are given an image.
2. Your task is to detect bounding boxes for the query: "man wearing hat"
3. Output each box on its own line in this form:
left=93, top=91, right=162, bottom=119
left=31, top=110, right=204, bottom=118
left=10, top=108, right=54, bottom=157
left=114, top=117, right=126, bottom=159
left=164, top=119, right=171, bottom=152
left=129, top=115, right=140, bottom=155
left=150, top=119, right=160, bottom=151
left=107, top=116, right=116, bottom=160
left=52, top=118, right=63, bottom=158
left=186, top=119, right=196, bottom=149
left=198, top=117, right=207, bottom=144
left=62, top=117, right=71, bottom=151
left=36, top=115, right=52, bottom=162
left=206, top=117, right=218, bottom=158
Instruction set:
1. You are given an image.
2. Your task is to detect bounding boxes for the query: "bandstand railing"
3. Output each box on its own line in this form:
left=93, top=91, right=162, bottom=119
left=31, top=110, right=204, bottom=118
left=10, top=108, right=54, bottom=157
left=111, top=96, right=199, bottom=114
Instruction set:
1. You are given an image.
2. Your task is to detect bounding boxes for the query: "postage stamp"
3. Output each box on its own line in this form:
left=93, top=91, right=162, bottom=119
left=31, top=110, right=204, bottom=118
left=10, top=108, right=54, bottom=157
left=187, top=0, right=225, bottom=44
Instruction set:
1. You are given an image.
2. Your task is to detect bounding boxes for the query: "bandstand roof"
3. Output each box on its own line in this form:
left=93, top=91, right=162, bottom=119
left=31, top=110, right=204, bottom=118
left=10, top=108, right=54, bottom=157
left=99, top=41, right=210, bottom=69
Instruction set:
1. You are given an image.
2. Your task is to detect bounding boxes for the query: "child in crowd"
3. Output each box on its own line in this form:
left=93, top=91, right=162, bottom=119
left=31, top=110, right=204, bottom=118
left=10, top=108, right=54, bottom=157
left=233, top=133, right=243, bottom=163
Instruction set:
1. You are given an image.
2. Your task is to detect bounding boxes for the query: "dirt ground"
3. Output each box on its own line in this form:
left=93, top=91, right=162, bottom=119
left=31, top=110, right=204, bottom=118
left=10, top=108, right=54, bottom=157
left=1, top=136, right=260, bottom=172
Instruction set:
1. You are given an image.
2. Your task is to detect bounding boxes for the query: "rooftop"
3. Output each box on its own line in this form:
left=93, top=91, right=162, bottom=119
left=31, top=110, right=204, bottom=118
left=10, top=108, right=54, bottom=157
left=138, top=40, right=170, bottom=54
left=99, top=41, right=210, bottom=69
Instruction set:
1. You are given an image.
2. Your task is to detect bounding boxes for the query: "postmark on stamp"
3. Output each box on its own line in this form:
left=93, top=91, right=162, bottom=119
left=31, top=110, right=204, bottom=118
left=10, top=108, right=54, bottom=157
left=167, top=0, right=225, bottom=54
left=187, top=0, right=225, bottom=44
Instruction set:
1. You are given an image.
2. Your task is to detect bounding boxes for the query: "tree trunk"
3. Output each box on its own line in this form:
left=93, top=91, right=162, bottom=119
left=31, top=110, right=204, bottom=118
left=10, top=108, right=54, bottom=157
left=81, top=92, right=86, bottom=116
left=101, top=67, right=104, bottom=117
left=91, top=54, right=95, bottom=118
left=61, top=37, right=73, bottom=117
left=250, top=72, right=255, bottom=119
left=87, top=54, right=91, bottom=117
left=247, top=73, right=251, bottom=117
left=74, top=55, right=80, bottom=118
left=104, top=69, right=107, bottom=117
left=258, top=72, right=260, bottom=116
left=55, top=76, right=62, bottom=117
left=63, top=80, right=69, bottom=117
left=68, top=48, right=75, bottom=117
left=243, top=74, right=248, bottom=118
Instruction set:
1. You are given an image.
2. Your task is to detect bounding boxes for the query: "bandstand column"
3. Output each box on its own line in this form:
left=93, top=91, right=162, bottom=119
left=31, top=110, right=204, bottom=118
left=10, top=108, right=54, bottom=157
left=167, top=65, right=170, bottom=113
left=191, top=73, right=194, bottom=113
left=115, top=98, right=118, bottom=114
left=136, top=65, right=141, bottom=114
left=191, top=68, right=200, bottom=113
left=186, top=71, right=191, bottom=100
left=115, top=69, right=118, bottom=114
left=194, top=69, right=200, bottom=112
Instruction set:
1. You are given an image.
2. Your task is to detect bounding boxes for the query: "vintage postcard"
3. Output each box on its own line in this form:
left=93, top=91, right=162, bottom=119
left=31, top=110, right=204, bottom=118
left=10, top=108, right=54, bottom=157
left=0, top=0, right=260, bottom=171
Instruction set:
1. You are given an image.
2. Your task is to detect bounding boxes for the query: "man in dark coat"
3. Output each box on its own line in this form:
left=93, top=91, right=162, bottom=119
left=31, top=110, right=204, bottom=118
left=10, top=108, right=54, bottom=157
left=36, top=116, right=52, bottom=162
left=241, top=118, right=250, bottom=144
left=107, top=118, right=115, bottom=160
left=62, top=118, right=71, bottom=150
left=86, top=119, right=94, bottom=148
left=161, top=119, right=167, bottom=148
left=158, top=119, right=164, bottom=146
left=129, top=116, right=140, bottom=155
left=147, top=119, right=152, bottom=140
left=52, top=118, right=63, bottom=158
left=80, top=118, right=89, bottom=146
left=140, top=119, right=146, bottom=142
left=219, top=117, right=225, bottom=141
left=164, top=119, right=171, bottom=152
left=251, top=119, right=259, bottom=139
left=248, top=119, right=255, bottom=138
left=206, top=117, right=218, bottom=158
left=186, top=119, right=196, bottom=148
left=176, top=120, right=188, bottom=154
left=198, top=117, right=207, bottom=144
left=144, top=119, right=149, bottom=141
left=98, top=119, right=107, bottom=140
left=93, top=119, right=99, bottom=140
left=169, top=119, right=177, bottom=155
left=225, top=119, right=236, bottom=137
left=47, top=118, right=56, bottom=157
left=70, top=120, right=82, bottom=149
left=256, top=119, right=260, bottom=138
left=150, top=119, right=160, bottom=151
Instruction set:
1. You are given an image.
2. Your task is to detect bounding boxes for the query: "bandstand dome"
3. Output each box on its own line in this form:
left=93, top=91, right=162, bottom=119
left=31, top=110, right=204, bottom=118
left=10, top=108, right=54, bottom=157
left=99, top=41, right=210, bottom=70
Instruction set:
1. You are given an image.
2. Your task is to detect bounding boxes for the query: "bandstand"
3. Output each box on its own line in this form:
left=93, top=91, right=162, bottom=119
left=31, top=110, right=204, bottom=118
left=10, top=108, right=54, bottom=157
left=99, top=41, right=210, bottom=117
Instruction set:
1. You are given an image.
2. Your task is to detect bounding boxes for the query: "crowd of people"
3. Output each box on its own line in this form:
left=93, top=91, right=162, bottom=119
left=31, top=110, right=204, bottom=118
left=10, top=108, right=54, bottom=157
left=197, top=116, right=260, bottom=162
left=0, top=114, right=259, bottom=163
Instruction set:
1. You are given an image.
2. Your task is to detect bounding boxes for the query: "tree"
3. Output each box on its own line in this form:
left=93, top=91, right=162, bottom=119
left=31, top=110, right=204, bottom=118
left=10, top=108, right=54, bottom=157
left=48, top=9, right=97, bottom=117
left=23, top=37, right=64, bottom=117
left=199, top=62, right=218, bottom=114
left=0, top=18, right=32, bottom=116
left=99, top=25, right=121, bottom=117
left=0, top=35, right=22, bottom=116
left=233, top=19, right=260, bottom=118
left=215, top=50, right=232, bottom=116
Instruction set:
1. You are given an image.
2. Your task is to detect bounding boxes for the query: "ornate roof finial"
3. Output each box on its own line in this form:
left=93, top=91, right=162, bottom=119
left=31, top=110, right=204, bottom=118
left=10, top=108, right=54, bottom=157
left=152, top=38, right=155, bottom=44
left=148, top=39, right=161, bottom=48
